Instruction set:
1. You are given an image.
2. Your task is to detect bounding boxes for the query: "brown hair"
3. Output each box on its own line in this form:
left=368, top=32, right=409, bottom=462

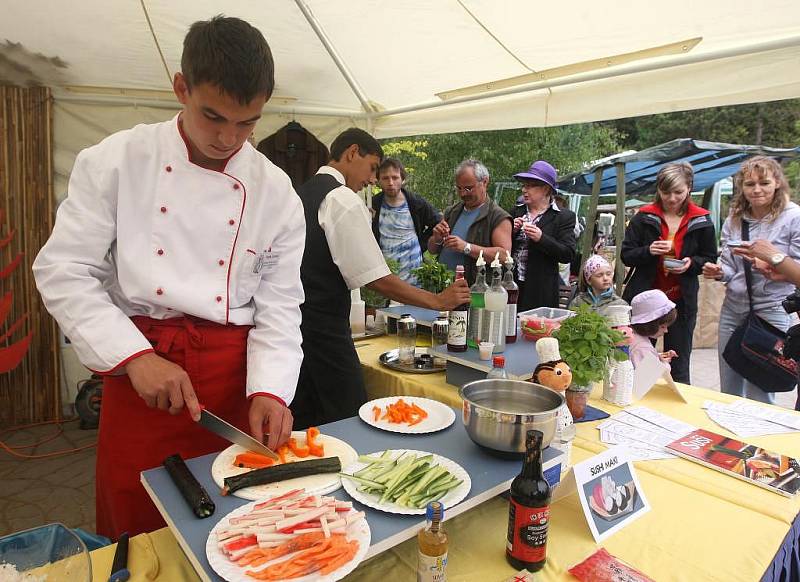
left=654, top=162, right=693, bottom=216
left=631, top=308, right=677, bottom=337
left=378, top=157, right=407, bottom=181
left=730, top=156, right=791, bottom=223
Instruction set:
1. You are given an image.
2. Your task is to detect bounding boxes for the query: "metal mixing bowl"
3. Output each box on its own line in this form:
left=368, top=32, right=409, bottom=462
left=459, top=379, right=564, bottom=453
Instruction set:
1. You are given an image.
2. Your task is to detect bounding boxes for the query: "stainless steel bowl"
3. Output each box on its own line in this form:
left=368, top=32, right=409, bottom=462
left=459, top=379, right=564, bottom=453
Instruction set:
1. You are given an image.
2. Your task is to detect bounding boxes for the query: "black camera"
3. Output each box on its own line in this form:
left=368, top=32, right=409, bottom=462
left=783, top=290, right=800, bottom=315
left=782, top=291, right=800, bottom=360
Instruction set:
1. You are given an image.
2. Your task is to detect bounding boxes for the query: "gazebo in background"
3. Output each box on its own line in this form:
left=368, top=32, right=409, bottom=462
left=558, top=139, right=800, bottom=294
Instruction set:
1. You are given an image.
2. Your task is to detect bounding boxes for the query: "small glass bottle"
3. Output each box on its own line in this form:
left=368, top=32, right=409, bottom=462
left=398, top=313, right=417, bottom=365
left=417, top=501, right=448, bottom=582
left=487, top=355, right=509, bottom=379
left=431, top=312, right=449, bottom=366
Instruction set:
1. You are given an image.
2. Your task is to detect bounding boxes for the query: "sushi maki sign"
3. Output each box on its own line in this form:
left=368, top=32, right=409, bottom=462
left=570, top=446, right=651, bottom=542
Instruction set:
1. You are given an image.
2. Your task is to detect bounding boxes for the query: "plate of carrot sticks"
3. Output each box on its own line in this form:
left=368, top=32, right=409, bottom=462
left=358, top=396, right=456, bottom=434
left=206, top=488, right=370, bottom=581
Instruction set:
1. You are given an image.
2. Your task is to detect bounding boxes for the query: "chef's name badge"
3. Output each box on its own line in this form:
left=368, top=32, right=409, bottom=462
left=253, top=250, right=280, bottom=274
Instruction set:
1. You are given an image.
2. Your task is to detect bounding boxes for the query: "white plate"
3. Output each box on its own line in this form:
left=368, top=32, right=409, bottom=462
left=340, top=449, right=471, bottom=515
left=358, top=396, right=456, bottom=434
left=206, top=498, right=370, bottom=582
left=211, top=432, right=358, bottom=501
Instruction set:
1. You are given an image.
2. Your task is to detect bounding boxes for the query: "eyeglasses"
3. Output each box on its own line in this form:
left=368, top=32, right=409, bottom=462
left=455, top=184, right=477, bottom=194
left=521, top=181, right=548, bottom=190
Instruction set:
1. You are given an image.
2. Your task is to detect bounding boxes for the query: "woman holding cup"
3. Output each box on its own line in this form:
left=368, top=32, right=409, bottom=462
left=621, top=162, right=717, bottom=383
left=702, top=156, right=800, bottom=404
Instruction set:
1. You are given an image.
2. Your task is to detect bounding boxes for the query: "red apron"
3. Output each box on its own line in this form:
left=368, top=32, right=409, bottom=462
left=96, top=316, right=252, bottom=540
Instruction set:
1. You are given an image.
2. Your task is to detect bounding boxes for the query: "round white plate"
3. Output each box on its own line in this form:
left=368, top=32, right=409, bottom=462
left=358, top=396, right=456, bottom=434
left=206, top=498, right=370, bottom=582
left=341, top=449, right=471, bottom=515
left=211, top=432, right=358, bottom=501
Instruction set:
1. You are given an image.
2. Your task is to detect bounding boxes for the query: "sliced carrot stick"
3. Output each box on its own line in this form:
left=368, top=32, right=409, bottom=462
left=287, top=437, right=310, bottom=458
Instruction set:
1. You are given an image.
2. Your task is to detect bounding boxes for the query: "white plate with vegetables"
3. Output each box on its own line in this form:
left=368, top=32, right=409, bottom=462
left=340, top=449, right=471, bottom=515
left=206, top=489, right=370, bottom=582
left=211, top=430, right=358, bottom=501
left=359, top=396, right=456, bottom=434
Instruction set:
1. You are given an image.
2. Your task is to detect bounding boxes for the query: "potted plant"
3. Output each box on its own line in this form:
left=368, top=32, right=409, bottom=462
left=411, top=252, right=454, bottom=294
left=553, top=304, right=627, bottom=419
left=361, top=258, right=400, bottom=313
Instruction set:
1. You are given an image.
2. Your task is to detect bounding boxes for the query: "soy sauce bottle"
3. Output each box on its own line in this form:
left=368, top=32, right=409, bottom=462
left=506, top=429, right=550, bottom=572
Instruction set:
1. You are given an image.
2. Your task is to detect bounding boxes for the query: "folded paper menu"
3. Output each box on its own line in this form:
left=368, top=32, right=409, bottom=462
left=665, top=428, right=800, bottom=497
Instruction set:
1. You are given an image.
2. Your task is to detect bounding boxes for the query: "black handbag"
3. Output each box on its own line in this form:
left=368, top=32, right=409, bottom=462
left=722, top=220, right=798, bottom=393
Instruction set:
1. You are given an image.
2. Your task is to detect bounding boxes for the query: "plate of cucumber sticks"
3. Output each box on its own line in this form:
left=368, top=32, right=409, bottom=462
left=340, top=449, right=471, bottom=515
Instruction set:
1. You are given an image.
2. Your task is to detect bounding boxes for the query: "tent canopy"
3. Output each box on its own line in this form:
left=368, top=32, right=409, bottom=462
left=558, top=139, right=800, bottom=197
left=3, top=1, right=800, bottom=192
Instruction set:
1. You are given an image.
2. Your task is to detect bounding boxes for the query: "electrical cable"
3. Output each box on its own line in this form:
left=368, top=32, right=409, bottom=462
left=0, top=416, right=97, bottom=460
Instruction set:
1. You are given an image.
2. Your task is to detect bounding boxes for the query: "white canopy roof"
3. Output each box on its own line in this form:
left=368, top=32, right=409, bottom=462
left=4, top=0, right=800, bottom=191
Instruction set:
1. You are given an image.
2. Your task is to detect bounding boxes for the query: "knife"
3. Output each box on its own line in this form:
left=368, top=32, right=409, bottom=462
left=197, top=407, right=280, bottom=460
left=108, top=532, right=130, bottom=582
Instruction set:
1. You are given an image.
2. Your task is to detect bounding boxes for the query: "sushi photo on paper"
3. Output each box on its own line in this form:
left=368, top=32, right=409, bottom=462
left=573, top=445, right=651, bottom=543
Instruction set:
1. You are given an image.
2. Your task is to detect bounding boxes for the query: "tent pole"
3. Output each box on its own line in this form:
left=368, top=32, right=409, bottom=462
left=614, top=163, right=626, bottom=295
left=579, top=168, right=604, bottom=288
left=293, top=0, right=374, bottom=115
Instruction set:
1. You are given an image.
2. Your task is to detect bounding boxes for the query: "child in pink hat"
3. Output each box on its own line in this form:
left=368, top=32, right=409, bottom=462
left=571, top=254, right=628, bottom=318
left=629, top=289, right=679, bottom=371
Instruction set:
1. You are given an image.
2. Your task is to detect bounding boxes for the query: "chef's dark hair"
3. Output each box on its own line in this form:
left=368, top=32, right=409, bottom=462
left=330, top=128, right=384, bottom=161
left=181, top=15, right=275, bottom=105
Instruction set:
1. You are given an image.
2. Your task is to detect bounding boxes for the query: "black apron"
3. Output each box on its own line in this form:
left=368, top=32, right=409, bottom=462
left=291, top=171, right=367, bottom=429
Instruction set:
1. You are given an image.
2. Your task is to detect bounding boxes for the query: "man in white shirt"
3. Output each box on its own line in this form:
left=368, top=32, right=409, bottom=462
left=33, top=17, right=304, bottom=538
left=293, top=128, right=470, bottom=428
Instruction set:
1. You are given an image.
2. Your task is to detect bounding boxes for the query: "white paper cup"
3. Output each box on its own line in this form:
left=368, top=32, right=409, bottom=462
left=479, top=342, right=494, bottom=360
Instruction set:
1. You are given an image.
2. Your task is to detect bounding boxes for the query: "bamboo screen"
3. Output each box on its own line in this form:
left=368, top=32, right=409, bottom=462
left=0, top=85, right=59, bottom=426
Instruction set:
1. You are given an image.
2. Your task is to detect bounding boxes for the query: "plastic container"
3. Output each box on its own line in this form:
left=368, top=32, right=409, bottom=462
left=516, top=307, right=574, bottom=321
left=0, top=523, right=91, bottom=581
left=487, top=355, right=509, bottom=379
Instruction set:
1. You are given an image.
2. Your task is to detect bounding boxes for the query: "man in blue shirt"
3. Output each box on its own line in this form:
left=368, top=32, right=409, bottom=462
left=371, top=158, right=440, bottom=285
left=428, top=159, right=512, bottom=284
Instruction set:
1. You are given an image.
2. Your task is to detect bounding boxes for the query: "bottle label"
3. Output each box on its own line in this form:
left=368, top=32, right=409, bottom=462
left=417, top=551, right=448, bottom=582
left=447, top=311, right=467, bottom=346
left=507, top=500, right=549, bottom=564
left=504, top=304, right=517, bottom=336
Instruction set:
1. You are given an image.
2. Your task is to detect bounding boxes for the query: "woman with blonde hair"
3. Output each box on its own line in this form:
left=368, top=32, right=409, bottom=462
left=703, top=156, right=800, bottom=403
left=621, top=162, right=717, bottom=383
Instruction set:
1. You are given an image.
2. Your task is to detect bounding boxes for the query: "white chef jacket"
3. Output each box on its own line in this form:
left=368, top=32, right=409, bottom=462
left=316, top=166, right=390, bottom=289
left=33, top=115, right=306, bottom=404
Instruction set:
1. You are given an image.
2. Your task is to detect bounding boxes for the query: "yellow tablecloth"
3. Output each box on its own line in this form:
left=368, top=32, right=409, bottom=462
left=92, top=334, right=800, bottom=581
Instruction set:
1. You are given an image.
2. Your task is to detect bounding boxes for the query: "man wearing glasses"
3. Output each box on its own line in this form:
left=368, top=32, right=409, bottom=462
left=428, top=159, right=512, bottom=284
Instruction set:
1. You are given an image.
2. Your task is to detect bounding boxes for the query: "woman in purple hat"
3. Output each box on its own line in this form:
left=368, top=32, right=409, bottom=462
left=511, top=160, right=577, bottom=311
left=621, top=162, right=717, bottom=384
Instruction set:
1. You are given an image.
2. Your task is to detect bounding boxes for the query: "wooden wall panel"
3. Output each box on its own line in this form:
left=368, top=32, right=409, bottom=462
left=0, top=86, right=59, bottom=427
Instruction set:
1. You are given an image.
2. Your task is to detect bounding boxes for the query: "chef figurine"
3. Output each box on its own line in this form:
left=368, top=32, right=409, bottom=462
left=33, top=17, right=304, bottom=540
left=532, top=337, right=575, bottom=469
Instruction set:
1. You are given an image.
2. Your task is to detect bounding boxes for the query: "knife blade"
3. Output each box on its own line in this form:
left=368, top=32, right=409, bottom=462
left=198, top=408, right=279, bottom=460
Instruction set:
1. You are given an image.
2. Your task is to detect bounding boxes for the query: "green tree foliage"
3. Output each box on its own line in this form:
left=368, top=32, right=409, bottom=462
left=380, top=124, right=622, bottom=212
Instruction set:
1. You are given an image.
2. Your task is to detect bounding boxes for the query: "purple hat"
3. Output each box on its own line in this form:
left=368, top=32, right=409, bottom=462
left=630, top=290, right=676, bottom=325
left=514, top=160, right=557, bottom=190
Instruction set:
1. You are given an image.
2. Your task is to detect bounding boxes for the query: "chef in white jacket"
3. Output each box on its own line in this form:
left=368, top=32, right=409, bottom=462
left=32, top=16, right=304, bottom=539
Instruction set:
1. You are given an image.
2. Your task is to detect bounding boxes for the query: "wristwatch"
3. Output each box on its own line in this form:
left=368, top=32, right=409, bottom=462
left=770, top=253, right=787, bottom=266
left=462, top=243, right=472, bottom=256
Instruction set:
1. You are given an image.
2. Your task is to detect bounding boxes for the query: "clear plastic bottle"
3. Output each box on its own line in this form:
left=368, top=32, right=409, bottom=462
left=484, top=254, right=508, bottom=353
left=398, top=313, right=417, bottom=365
left=467, top=251, right=487, bottom=349
left=417, top=501, right=448, bottom=582
left=487, top=355, right=509, bottom=379
left=431, top=312, right=449, bottom=366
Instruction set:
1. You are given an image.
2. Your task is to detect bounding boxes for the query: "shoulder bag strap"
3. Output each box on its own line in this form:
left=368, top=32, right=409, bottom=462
left=741, top=219, right=755, bottom=314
